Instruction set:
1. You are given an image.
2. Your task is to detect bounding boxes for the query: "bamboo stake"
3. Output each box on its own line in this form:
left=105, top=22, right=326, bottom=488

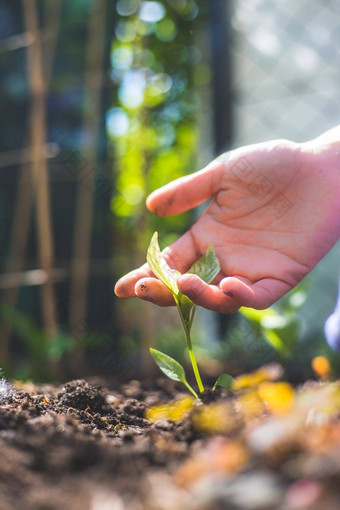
left=0, top=0, right=62, bottom=362
left=22, top=0, right=58, bottom=338
left=69, top=0, right=107, bottom=366
left=0, top=157, right=34, bottom=361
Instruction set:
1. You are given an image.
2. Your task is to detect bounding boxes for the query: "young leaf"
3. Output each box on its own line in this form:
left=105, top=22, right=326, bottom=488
left=189, top=242, right=221, bottom=284
left=147, top=232, right=196, bottom=333
left=150, top=348, right=200, bottom=400
left=147, top=232, right=180, bottom=295
left=212, top=373, right=234, bottom=391
left=177, top=293, right=196, bottom=333
left=150, top=347, right=188, bottom=383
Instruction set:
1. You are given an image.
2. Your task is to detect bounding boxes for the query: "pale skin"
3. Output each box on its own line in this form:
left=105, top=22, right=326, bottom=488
left=115, top=126, right=340, bottom=313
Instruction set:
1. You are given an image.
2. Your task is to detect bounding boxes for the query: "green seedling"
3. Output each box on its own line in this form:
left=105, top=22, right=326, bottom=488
left=147, top=232, right=233, bottom=401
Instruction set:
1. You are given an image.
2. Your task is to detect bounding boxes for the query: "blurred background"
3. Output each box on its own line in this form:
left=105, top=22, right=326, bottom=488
left=0, top=0, right=339, bottom=383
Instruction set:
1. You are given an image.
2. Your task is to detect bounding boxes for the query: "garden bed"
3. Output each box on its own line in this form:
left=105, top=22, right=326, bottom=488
left=0, top=373, right=340, bottom=510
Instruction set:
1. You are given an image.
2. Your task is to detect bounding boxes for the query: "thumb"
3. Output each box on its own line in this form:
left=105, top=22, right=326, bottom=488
left=146, top=160, right=223, bottom=216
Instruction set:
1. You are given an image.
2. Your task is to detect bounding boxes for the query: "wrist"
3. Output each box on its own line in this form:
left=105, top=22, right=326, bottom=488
left=301, top=126, right=340, bottom=179
left=300, top=127, right=340, bottom=236
left=302, top=125, right=340, bottom=160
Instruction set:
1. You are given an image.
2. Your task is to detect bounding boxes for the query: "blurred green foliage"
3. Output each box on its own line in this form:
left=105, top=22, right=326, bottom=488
left=239, top=285, right=308, bottom=357
left=109, top=0, right=203, bottom=248
left=0, top=304, right=75, bottom=380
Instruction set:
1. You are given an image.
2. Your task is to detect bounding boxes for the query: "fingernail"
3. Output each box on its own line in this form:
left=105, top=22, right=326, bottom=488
left=225, top=291, right=235, bottom=298
left=182, top=290, right=194, bottom=299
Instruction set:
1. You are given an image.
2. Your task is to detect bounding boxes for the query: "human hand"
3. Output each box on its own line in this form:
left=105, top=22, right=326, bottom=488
left=115, top=131, right=340, bottom=313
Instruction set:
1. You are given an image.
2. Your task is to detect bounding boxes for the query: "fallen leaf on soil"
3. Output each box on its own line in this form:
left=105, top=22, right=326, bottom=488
left=192, top=402, right=238, bottom=435
left=257, top=381, right=295, bottom=415
left=232, top=363, right=283, bottom=391
left=174, top=437, right=248, bottom=488
left=145, top=396, right=194, bottom=423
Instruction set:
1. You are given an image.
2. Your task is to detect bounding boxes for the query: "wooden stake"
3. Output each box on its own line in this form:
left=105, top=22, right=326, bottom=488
left=22, top=0, right=58, bottom=338
left=0, top=1, right=62, bottom=362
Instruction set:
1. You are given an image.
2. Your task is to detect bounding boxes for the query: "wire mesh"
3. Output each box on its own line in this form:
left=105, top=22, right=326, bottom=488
left=230, top=0, right=340, bottom=341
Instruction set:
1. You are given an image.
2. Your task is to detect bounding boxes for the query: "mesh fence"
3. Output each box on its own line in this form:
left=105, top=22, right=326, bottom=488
left=231, top=0, right=340, bottom=143
left=229, top=0, right=340, bottom=340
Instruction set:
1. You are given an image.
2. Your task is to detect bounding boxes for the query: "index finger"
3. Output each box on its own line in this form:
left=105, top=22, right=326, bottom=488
left=114, top=228, right=202, bottom=300
left=146, top=160, right=224, bottom=216
left=114, top=263, right=153, bottom=298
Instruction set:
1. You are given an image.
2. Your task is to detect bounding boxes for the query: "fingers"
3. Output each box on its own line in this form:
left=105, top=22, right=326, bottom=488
left=239, top=278, right=292, bottom=309
left=178, top=274, right=293, bottom=313
left=146, top=160, right=223, bottom=216
left=114, top=263, right=153, bottom=298
left=162, top=229, right=201, bottom=272
left=135, top=277, right=175, bottom=306
left=178, top=274, right=242, bottom=314
left=117, top=266, right=293, bottom=312
left=219, top=276, right=292, bottom=310
left=115, top=230, right=201, bottom=304
left=115, top=267, right=175, bottom=306
left=147, top=139, right=301, bottom=219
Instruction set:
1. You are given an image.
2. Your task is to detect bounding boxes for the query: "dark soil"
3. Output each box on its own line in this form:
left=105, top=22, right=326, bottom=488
left=1, top=376, right=340, bottom=510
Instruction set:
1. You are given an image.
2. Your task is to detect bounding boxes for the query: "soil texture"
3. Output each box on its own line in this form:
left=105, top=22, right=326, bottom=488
left=0, top=375, right=340, bottom=510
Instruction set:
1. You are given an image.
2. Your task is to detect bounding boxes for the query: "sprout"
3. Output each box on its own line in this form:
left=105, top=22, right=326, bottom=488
left=147, top=232, right=234, bottom=400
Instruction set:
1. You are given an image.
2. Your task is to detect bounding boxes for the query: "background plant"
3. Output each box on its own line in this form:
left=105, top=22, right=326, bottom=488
left=239, top=284, right=308, bottom=358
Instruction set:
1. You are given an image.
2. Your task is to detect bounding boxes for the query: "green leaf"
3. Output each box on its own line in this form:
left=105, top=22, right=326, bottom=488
left=177, top=293, right=195, bottom=331
left=239, top=306, right=279, bottom=336
left=0, top=304, right=46, bottom=359
left=212, top=373, right=234, bottom=391
left=147, top=232, right=180, bottom=295
left=189, top=242, right=221, bottom=284
left=150, top=347, right=200, bottom=400
left=150, top=347, right=188, bottom=383
left=240, top=306, right=298, bottom=357
left=146, top=232, right=195, bottom=333
left=239, top=306, right=278, bottom=323
left=46, top=333, right=76, bottom=362
left=147, top=234, right=221, bottom=298
left=261, top=315, right=299, bottom=356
